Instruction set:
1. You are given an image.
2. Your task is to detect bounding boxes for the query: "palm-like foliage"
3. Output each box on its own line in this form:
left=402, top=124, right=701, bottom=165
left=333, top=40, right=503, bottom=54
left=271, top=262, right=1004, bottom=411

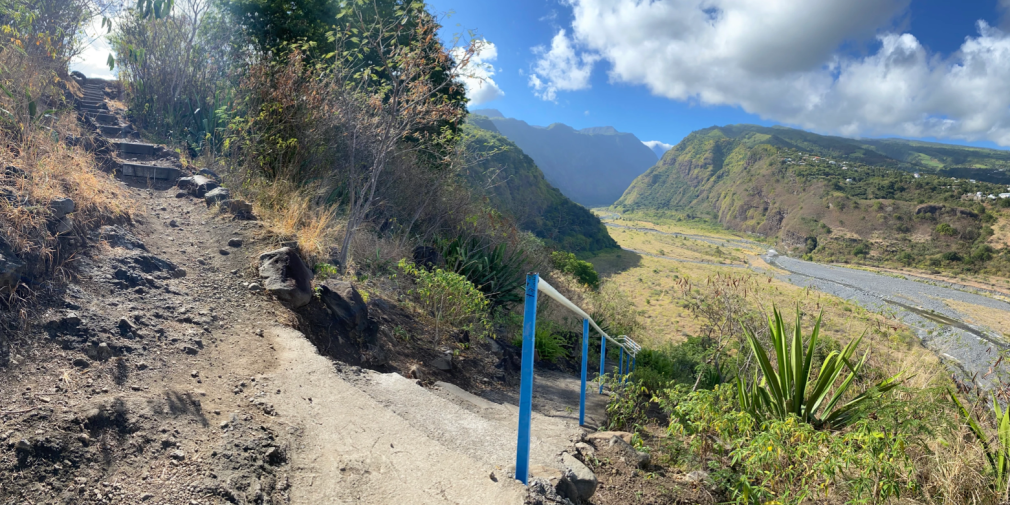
left=436, top=236, right=527, bottom=310
left=950, top=390, right=1010, bottom=493
left=737, top=307, right=903, bottom=429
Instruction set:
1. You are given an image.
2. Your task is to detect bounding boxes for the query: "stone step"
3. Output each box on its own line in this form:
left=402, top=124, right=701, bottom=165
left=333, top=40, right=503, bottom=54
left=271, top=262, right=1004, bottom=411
left=112, top=141, right=156, bottom=155
left=88, top=113, right=119, bottom=125
left=77, top=101, right=106, bottom=110
left=119, top=163, right=180, bottom=181
left=98, top=125, right=123, bottom=136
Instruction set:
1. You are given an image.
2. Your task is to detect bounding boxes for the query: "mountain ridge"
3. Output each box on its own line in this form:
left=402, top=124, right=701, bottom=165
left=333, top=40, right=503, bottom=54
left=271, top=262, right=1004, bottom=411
left=469, top=109, right=658, bottom=207
left=461, top=120, right=618, bottom=254
left=616, top=123, right=1010, bottom=274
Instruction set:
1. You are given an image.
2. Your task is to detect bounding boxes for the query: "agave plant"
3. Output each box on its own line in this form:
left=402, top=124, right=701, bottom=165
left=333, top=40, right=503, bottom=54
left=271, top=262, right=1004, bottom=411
left=737, top=307, right=903, bottom=429
left=949, top=389, right=1010, bottom=493
left=436, top=235, right=527, bottom=310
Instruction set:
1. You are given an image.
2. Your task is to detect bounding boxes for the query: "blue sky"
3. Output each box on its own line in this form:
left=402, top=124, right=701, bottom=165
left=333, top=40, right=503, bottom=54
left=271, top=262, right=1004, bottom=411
left=429, top=0, right=1010, bottom=151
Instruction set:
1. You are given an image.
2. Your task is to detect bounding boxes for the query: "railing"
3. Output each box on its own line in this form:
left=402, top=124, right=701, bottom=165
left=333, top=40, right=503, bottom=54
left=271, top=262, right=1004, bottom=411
left=515, top=273, right=640, bottom=485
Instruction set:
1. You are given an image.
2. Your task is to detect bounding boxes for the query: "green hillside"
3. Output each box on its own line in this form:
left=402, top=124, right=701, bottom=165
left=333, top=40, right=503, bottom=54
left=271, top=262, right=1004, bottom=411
left=616, top=124, right=1010, bottom=275
left=461, top=121, right=618, bottom=254
left=469, top=109, right=658, bottom=207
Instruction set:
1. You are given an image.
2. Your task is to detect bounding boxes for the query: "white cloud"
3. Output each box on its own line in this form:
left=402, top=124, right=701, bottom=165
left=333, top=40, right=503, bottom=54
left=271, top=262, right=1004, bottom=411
left=528, top=29, right=600, bottom=101
left=543, top=0, right=1010, bottom=146
left=643, top=140, right=673, bottom=152
left=70, top=15, right=116, bottom=79
left=453, top=40, right=505, bottom=107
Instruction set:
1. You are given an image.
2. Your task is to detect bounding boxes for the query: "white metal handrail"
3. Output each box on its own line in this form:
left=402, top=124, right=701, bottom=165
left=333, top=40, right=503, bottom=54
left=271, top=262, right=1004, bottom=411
left=536, top=277, right=640, bottom=357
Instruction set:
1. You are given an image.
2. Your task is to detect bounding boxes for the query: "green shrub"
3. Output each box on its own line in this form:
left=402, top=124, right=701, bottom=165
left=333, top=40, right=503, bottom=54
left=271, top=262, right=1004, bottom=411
left=895, top=251, right=915, bottom=266
left=852, top=242, right=870, bottom=257
left=941, top=251, right=963, bottom=262
left=657, top=384, right=917, bottom=504
left=603, top=376, right=651, bottom=433
left=398, top=259, right=489, bottom=340
left=935, top=223, right=957, bottom=236
left=550, top=251, right=600, bottom=289
left=633, top=337, right=722, bottom=392
left=314, top=262, right=339, bottom=280
left=510, top=322, right=567, bottom=363
left=971, top=244, right=995, bottom=263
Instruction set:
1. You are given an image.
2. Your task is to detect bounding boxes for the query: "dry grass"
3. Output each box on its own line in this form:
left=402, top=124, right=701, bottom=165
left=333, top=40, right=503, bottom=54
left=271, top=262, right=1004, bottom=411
left=0, top=117, right=134, bottom=259
left=591, top=221, right=922, bottom=360
left=236, top=180, right=342, bottom=265
left=944, top=299, right=1010, bottom=336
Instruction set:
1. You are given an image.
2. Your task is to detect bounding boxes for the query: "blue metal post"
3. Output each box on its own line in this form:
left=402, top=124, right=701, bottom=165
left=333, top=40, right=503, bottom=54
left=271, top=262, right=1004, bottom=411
left=515, top=274, right=539, bottom=485
left=599, top=335, right=606, bottom=394
left=579, top=319, right=588, bottom=426
left=632, top=355, right=636, bottom=373
left=619, top=347, right=625, bottom=383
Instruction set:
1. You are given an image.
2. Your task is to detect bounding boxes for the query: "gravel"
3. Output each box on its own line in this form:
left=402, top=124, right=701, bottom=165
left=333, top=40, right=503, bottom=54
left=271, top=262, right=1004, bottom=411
left=764, top=250, right=1010, bottom=388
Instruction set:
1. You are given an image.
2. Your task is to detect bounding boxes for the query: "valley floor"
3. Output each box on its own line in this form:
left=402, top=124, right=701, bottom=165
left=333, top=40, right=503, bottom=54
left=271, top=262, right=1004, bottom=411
left=592, top=210, right=1010, bottom=388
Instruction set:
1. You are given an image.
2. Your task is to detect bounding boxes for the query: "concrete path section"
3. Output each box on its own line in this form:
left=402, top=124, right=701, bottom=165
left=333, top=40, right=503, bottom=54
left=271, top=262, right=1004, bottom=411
left=265, top=327, right=526, bottom=504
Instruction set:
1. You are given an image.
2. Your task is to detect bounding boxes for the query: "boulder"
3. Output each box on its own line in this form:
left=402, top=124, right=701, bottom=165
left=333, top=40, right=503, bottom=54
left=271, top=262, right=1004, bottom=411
left=561, top=452, right=597, bottom=501
left=258, top=247, right=314, bottom=309
left=196, top=168, right=221, bottom=181
left=177, top=175, right=219, bottom=197
left=574, top=442, right=595, bottom=460
left=528, top=465, right=577, bottom=504
left=317, top=280, right=369, bottom=335
left=204, top=187, right=231, bottom=207
left=52, top=216, right=73, bottom=234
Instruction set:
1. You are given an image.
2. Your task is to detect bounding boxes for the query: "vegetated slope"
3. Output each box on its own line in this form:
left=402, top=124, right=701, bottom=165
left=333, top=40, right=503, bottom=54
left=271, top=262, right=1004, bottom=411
left=616, top=124, right=1010, bottom=274
left=470, top=109, right=657, bottom=207
left=462, top=120, right=618, bottom=254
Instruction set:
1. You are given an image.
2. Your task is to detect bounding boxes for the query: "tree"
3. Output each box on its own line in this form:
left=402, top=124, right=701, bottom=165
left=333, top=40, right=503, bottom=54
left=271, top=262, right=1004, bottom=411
left=324, top=0, right=470, bottom=272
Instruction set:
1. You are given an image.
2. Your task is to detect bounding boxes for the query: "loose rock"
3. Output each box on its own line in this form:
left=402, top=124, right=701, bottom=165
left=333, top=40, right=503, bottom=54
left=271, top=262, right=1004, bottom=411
left=561, top=452, right=598, bottom=501
left=430, top=351, right=453, bottom=371
left=204, top=187, right=231, bottom=207
left=258, top=247, right=313, bottom=309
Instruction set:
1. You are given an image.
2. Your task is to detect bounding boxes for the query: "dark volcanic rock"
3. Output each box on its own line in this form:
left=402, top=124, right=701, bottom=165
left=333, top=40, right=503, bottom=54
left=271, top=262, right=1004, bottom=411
left=258, top=248, right=313, bottom=309
left=177, top=175, right=219, bottom=197
left=204, top=187, right=231, bottom=207
left=317, top=281, right=370, bottom=336
left=0, top=239, right=25, bottom=289
left=93, top=226, right=147, bottom=250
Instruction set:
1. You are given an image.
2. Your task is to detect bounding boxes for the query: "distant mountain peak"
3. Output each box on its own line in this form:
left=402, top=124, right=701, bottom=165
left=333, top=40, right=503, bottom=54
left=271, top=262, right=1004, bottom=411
left=467, top=113, right=658, bottom=207
left=469, top=108, right=504, bottom=119
left=579, top=126, right=619, bottom=135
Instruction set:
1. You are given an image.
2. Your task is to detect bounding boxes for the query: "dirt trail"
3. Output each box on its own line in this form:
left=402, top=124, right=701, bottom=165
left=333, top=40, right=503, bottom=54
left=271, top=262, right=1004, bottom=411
left=1, top=78, right=604, bottom=504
